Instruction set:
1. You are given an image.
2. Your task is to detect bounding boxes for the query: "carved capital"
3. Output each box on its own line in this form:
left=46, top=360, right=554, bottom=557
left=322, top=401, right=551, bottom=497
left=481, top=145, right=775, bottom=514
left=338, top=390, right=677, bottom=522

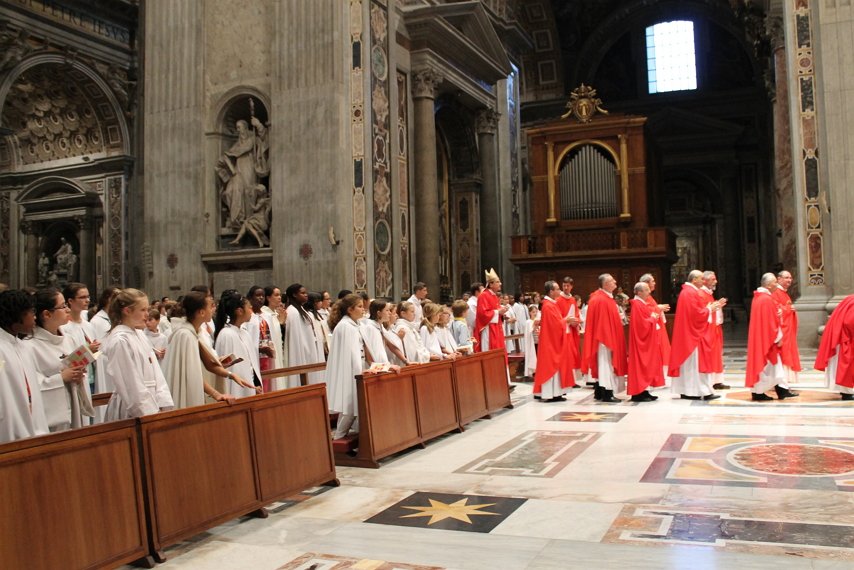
left=412, top=67, right=444, bottom=99
left=476, top=108, right=500, bottom=135
left=767, top=15, right=784, bottom=51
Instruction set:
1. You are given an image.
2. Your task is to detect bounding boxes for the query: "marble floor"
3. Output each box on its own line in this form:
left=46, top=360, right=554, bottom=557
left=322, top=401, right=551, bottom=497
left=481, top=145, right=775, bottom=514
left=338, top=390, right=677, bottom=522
left=144, top=350, right=854, bottom=570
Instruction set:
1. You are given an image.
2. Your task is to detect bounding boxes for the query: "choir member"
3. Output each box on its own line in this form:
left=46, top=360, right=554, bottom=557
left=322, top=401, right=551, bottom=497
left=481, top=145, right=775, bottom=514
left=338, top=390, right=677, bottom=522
left=214, top=290, right=263, bottom=398
left=305, top=291, right=330, bottom=358
left=421, top=302, right=455, bottom=360
left=746, top=273, right=799, bottom=401
left=627, top=282, right=662, bottom=402
left=361, top=299, right=392, bottom=365
left=393, top=301, right=432, bottom=363
left=0, top=290, right=49, bottom=442
left=668, top=270, right=725, bottom=400
left=327, top=294, right=369, bottom=439
left=89, top=286, right=117, bottom=340
left=283, top=283, right=325, bottom=386
left=581, top=274, right=627, bottom=402
left=143, top=308, right=168, bottom=370
left=523, top=304, right=539, bottom=379
left=772, top=270, right=802, bottom=383
left=407, top=282, right=428, bottom=322
left=382, top=303, right=408, bottom=366
left=246, top=285, right=276, bottom=380
left=61, top=282, right=99, bottom=393
left=814, top=294, right=854, bottom=400
left=30, top=288, right=93, bottom=430
left=101, top=288, right=174, bottom=420
left=450, top=300, right=475, bottom=353
left=261, top=286, right=287, bottom=370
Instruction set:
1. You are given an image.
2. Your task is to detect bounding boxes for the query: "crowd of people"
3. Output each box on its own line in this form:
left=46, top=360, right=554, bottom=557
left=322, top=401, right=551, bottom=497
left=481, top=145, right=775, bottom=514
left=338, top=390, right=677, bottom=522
left=1, top=265, right=853, bottom=445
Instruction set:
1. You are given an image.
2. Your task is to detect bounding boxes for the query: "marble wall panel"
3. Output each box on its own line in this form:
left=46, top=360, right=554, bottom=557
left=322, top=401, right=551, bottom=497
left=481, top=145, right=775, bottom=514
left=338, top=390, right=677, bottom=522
left=204, top=0, right=271, bottom=88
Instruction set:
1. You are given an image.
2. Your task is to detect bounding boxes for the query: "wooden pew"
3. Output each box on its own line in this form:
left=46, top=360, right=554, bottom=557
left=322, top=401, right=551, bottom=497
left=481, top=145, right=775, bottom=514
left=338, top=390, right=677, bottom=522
left=337, top=349, right=512, bottom=468
left=504, top=333, right=526, bottom=379
left=0, top=420, right=152, bottom=570
left=261, top=362, right=327, bottom=387
left=137, top=384, right=337, bottom=560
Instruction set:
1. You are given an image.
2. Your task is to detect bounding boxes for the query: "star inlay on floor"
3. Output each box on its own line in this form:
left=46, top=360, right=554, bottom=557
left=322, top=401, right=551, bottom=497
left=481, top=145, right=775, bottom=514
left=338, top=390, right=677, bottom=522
left=364, top=492, right=526, bottom=533
left=547, top=411, right=627, bottom=422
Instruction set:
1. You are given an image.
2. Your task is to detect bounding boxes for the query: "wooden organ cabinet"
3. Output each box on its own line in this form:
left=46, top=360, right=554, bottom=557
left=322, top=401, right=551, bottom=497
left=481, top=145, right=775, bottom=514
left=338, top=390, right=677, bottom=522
left=512, top=87, right=677, bottom=301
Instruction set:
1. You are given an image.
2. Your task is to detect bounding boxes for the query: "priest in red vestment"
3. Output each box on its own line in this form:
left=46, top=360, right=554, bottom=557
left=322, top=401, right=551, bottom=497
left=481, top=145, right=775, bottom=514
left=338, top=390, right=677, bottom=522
left=772, top=270, right=802, bottom=383
left=474, top=269, right=509, bottom=385
left=534, top=281, right=572, bottom=402
left=814, top=294, right=854, bottom=400
left=668, top=270, right=725, bottom=400
left=581, top=273, right=627, bottom=402
left=556, top=276, right=581, bottom=387
left=628, top=282, right=663, bottom=402
left=698, top=271, right=729, bottom=390
left=639, top=273, right=670, bottom=385
left=746, top=273, right=798, bottom=401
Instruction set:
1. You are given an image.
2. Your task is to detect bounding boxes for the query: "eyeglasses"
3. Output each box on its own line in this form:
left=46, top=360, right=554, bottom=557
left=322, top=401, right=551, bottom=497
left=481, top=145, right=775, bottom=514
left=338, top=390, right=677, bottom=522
left=50, top=303, right=69, bottom=311
left=75, top=295, right=91, bottom=300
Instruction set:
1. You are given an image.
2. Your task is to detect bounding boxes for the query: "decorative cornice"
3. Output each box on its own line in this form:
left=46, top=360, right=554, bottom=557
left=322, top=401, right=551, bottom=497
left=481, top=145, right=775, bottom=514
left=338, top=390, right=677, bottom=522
left=412, top=67, right=444, bottom=99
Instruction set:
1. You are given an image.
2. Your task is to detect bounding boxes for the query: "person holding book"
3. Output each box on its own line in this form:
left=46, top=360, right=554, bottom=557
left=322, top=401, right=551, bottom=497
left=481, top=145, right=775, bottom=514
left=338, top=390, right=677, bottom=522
left=29, top=287, right=93, bottom=431
left=101, top=288, right=174, bottom=420
left=61, top=282, right=99, bottom=395
left=166, top=292, right=254, bottom=408
left=214, top=290, right=264, bottom=398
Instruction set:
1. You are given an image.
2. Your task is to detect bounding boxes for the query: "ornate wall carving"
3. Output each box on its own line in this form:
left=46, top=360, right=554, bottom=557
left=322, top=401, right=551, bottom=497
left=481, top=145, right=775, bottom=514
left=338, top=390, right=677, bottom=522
left=397, top=70, right=411, bottom=294
left=107, top=175, right=124, bottom=285
left=350, top=0, right=368, bottom=292
left=370, top=0, right=393, bottom=298
left=0, top=192, right=9, bottom=284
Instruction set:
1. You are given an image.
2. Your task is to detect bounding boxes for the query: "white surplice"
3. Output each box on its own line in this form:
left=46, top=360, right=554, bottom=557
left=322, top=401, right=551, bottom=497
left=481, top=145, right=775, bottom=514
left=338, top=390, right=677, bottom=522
left=284, top=306, right=325, bottom=386
left=102, top=326, right=174, bottom=420
left=523, top=317, right=539, bottom=377
left=0, top=328, right=49, bottom=443
left=361, top=319, right=390, bottom=365
left=325, top=316, right=365, bottom=416
left=421, top=325, right=445, bottom=359
left=164, top=321, right=207, bottom=409
left=89, top=309, right=112, bottom=341
left=214, top=324, right=262, bottom=398
left=393, top=318, right=430, bottom=363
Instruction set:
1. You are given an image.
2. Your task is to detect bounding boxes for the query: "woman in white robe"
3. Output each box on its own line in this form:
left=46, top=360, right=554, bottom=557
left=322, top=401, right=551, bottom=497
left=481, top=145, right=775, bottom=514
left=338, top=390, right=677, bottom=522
left=214, top=291, right=264, bottom=398
left=284, top=283, right=325, bottom=386
left=261, top=286, right=287, bottom=374
left=101, top=289, right=174, bottom=421
left=61, top=282, right=99, bottom=395
left=29, top=288, right=92, bottom=431
left=89, top=286, right=118, bottom=342
left=0, top=289, right=50, bottom=443
left=166, top=291, right=257, bottom=408
left=392, top=301, right=432, bottom=363
left=326, top=294, right=369, bottom=439
left=362, top=300, right=406, bottom=366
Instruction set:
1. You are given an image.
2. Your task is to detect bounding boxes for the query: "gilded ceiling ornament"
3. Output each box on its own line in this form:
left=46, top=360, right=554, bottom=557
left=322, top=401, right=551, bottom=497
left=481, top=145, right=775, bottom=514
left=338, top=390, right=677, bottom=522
left=561, top=84, right=609, bottom=123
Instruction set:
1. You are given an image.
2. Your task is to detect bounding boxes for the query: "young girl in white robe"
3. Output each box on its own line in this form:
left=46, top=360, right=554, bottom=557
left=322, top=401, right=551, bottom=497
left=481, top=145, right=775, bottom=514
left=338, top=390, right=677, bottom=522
left=392, top=301, right=432, bottom=363
left=420, top=303, right=456, bottom=360
left=0, top=289, right=49, bottom=443
left=326, top=294, right=369, bottom=439
left=284, top=283, right=325, bottom=387
left=101, top=289, right=174, bottom=420
left=61, top=282, right=98, bottom=396
left=383, top=303, right=408, bottom=366
left=29, top=288, right=92, bottom=431
left=214, top=291, right=263, bottom=398
left=144, top=309, right=169, bottom=373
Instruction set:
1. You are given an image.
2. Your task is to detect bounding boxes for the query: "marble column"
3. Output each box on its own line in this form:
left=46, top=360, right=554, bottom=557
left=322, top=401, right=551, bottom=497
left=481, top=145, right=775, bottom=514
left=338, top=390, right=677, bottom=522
left=477, top=108, right=500, bottom=277
left=412, top=67, right=444, bottom=298
left=21, top=221, right=38, bottom=286
left=75, top=216, right=94, bottom=289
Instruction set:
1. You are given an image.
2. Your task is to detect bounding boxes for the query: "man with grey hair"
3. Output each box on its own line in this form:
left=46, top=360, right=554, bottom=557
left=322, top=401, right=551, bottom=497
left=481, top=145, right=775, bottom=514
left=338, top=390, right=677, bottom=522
left=668, top=270, right=726, bottom=400
left=533, top=280, right=571, bottom=402
left=746, top=273, right=799, bottom=400
left=639, top=273, right=671, bottom=382
left=699, top=270, right=729, bottom=390
left=772, top=270, right=801, bottom=383
left=581, top=273, right=627, bottom=402
left=627, top=281, right=663, bottom=402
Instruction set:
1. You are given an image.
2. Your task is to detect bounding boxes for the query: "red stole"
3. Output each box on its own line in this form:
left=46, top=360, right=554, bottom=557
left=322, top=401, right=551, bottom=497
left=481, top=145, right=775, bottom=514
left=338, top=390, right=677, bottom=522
left=697, top=287, right=723, bottom=373
left=628, top=297, right=663, bottom=395
left=772, top=288, right=801, bottom=372
left=745, top=289, right=781, bottom=387
left=815, top=295, right=854, bottom=388
left=645, top=295, right=670, bottom=383
left=474, top=289, right=505, bottom=352
left=533, top=297, right=571, bottom=392
left=668, top=283, right=710, bottom=377
left=581, top=290, right=627, bottom=379
left=556, top=293, right=581, bottom=381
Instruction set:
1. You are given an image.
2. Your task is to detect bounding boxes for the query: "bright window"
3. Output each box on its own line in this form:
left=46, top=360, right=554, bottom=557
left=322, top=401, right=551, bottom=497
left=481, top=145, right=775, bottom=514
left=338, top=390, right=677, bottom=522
left=646, top=20, right=697, bottom=94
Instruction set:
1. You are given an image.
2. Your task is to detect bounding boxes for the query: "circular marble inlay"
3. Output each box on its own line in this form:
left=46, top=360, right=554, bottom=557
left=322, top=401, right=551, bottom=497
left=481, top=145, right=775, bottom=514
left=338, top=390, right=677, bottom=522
left=731, top=444, right=854, bottom=476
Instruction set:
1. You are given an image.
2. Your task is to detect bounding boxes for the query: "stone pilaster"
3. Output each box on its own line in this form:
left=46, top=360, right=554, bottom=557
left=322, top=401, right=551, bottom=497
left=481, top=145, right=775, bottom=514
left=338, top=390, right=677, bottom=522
left=477, top=107, right=500, bottom=277
left=411, top=66, right=444, bottom=298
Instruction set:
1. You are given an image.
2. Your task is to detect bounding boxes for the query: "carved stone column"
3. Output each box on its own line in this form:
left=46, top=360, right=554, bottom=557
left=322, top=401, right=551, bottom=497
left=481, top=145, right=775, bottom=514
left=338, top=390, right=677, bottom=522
left=476, top=108, right=500, bottom=275
left=20, top=221, right=39, bottom=286
left=412, top=67, right=444, bottom=297
left=75, top=216, right=94, bottom=288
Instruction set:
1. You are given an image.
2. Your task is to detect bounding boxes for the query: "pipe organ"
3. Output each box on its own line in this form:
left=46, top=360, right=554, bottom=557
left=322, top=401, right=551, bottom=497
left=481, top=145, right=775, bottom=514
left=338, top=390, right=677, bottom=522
left=559, top=144, right=619, bottom=221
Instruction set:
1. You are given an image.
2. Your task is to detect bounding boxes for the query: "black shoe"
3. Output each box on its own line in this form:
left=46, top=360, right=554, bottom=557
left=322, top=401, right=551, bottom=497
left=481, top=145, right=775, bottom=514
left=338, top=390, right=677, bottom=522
left=702, top=394, right=721, bottom=401
left=594, top=385, right=604, bottom=401
left=586, top=381, right=598, bottom=387
left=543, top=395, right=567, bottom=402
left=713, top=383, right=731, bottom=390
left=842, top=393, right=854, bottom=401
left=774, top=386, right=799, bottom=399
left=509, top=384, right=517, bottom=393
left=599, top=389, right=621, bottom=403
left=631, top=390, right=657, bottom=402
left=751, top=392, right=774, bottom=401
left=533, top=395, right=542, bottom=400
left=680, top=395, right=702, bottom=400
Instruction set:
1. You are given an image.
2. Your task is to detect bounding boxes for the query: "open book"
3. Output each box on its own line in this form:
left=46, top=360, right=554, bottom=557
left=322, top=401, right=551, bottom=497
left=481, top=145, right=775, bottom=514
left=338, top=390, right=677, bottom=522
left=61, top=344, right=99, bottom=368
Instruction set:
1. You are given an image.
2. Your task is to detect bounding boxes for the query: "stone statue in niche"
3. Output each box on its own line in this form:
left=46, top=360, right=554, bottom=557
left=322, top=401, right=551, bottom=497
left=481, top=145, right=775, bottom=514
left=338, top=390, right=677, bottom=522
left=53, top=237, right=78, bottom=280
left=216, top=104, right=270, bottom=246
left=230, top=184, right=271, bottom=248
left=38, top=253, right=49, bottom=284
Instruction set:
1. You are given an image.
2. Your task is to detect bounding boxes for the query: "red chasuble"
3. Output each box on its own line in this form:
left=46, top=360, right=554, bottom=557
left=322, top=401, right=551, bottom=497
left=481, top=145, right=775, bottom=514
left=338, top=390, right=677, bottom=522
left=533, top=297, right=570, bottom=393
left=697, top=288, right=723, bottom=374
left=556, top=293, right=581, bottom=383
left=745, top=289, right=781, bottom=388
left=815, top=295, right=854, bottom=389
left=628, top=297, right=664, bottom=395
left=581, top=290, right=627, bottom=379
left=668, top=283, right=710, bottom=377
left=474, top=289, right=505, bottom=352
left=645, top=295, right=670, bottom=385
left=772, top=288, right=802, bottom=372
